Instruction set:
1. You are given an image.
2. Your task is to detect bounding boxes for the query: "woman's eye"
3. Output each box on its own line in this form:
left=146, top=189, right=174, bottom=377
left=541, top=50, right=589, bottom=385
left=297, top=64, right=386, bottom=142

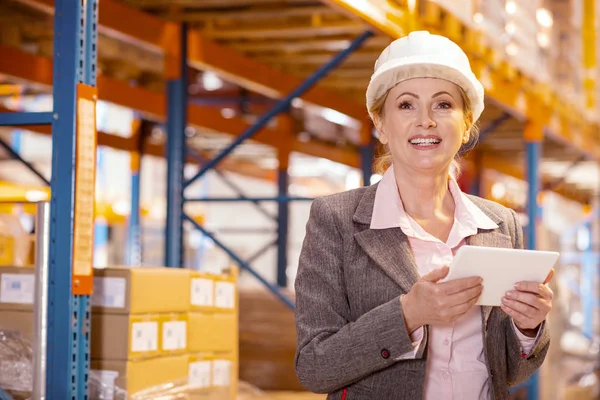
left=399, top=101, right=412, bottom=109
left=438, top=101, right=452, bottom=109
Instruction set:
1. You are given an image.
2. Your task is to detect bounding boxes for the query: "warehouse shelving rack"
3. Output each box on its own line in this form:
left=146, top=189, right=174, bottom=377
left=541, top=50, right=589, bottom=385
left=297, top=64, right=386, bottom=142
left=0, top=0, right=98, bottom=398
left=0, top=0, right=598, bottom=399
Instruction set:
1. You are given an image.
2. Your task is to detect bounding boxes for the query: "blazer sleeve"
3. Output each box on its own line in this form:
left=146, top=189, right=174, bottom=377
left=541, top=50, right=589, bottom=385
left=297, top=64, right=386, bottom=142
left=504, top=208, right=551, bottom=387
left=294, top=197, right=420, bottom=394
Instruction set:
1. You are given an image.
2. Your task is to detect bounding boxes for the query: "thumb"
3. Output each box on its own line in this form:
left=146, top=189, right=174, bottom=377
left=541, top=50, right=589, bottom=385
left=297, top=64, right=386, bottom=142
left=422, top=265, right=449, bottom=283
left=543, top=268, right=555, bottom=285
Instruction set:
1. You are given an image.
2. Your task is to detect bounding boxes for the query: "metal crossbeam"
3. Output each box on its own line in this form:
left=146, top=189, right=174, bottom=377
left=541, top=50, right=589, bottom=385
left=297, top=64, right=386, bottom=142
left=543, top=154, right=587, bottom=191
left=183, top=213, right=295, bottom=310
left=0, top=112, right=53, bottom=126
left=187, top=147, right=278, bottom=222
left=478, top=113, right=511, bottom=142
left=0, top=136, right=51, bottom=186
left=183, top=29, right=374, bottom=189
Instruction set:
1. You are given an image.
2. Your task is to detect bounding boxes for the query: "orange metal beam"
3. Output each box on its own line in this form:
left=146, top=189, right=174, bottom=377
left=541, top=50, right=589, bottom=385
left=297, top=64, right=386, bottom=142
left=13, top=0, right=366, bottom=121
left=0, top=45, right=359, bottom=168
left=187, top=30, right=366, bottom=120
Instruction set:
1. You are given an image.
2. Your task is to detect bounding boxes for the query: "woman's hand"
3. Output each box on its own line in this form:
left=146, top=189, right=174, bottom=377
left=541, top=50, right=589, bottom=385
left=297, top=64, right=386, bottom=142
left=501, top=269, right=555, bottom=338
left=401, top=265, right=483, bottom=333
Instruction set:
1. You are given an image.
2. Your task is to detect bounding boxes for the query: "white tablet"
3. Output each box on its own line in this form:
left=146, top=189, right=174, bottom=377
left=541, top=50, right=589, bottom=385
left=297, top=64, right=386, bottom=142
left=443, top=246, right=559, bottom=306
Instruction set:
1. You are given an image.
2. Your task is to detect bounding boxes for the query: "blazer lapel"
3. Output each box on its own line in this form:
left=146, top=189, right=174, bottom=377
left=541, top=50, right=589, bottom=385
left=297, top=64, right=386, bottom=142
left=354, top=228, right=420, bottom=294
left=352, top=184, right=420, bottom=293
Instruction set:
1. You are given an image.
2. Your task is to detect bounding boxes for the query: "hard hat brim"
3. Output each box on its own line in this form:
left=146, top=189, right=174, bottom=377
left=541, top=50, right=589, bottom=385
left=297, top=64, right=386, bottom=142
left=366, top=55, right=485, bottom=122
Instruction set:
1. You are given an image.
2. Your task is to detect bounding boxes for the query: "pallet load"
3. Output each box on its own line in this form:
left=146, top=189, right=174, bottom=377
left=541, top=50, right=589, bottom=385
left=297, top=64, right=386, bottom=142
left=0, top=265, right=239, bottom=399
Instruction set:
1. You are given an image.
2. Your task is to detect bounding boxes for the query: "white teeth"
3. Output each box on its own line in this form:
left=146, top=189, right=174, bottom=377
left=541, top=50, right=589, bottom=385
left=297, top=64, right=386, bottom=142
left=410, top=138, right=441, bottom=146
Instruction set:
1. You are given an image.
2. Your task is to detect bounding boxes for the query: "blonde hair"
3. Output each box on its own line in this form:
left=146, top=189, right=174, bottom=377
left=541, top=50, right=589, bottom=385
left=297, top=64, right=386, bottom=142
left=369, top=86, right=479, bottom=178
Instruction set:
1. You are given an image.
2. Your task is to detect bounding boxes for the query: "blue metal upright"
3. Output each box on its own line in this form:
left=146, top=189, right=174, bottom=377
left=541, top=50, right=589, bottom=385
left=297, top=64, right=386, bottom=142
left=165, top=24, right=189, bottom=268
left=127, top=120, right=145, bottom=266
left=525, top=138, right=541, bottom=400
left=360, top=136, right=375, bottom=186
left=277, top=167, right=289, bottom=287
left=47, top=0, right=98, bottom=398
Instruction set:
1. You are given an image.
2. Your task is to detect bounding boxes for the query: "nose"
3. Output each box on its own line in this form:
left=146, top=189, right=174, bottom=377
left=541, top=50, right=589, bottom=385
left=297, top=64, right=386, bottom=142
left=417, top=107, right=436, bottom=129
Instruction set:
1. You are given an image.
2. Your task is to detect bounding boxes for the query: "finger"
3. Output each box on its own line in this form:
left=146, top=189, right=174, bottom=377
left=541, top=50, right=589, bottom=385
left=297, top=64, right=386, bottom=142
left=543, top=269, right=555, bottom=285
left=447, top=284, right=483, bottom=306
left=501, top=296, right=540, bottom=318
left=500, top=304, right=539, bottom=330
left=514, top=281, right=547, bottom=295
left=440, top=276, right=483, bottom=295
left=422, top=265, right=449, bottom=283
left=505, top=291, right=546, bottom=312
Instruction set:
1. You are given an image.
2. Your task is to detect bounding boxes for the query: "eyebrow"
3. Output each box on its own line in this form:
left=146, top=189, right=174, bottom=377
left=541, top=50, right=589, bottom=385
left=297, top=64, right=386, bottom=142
left=432, top=91, right=455, bottom=99
left=396, top=91, right=455, bottom=101
left=396, top=92, right=419, bottom=100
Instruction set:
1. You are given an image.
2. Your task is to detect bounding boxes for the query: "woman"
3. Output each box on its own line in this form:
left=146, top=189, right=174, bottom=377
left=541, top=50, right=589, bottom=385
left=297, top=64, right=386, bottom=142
left=294, top=31, right=553, bottom=400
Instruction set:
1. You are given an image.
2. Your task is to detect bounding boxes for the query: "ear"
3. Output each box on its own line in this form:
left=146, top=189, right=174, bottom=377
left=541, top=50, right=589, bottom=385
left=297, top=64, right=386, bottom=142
left=373, top=116, right=389, bottom=145
left=462, top=129, right=470, bottom=144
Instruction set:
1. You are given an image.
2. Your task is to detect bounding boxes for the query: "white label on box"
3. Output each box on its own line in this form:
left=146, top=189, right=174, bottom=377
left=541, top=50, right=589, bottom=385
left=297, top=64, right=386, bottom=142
left=191, top=278, right=214, bottom=307
left=131, top=322, right=158, bottom=352
left=92, top=277, right=126, bottom=308
left=188, top=361, right=211, bottom=389
left=214, top=282, right=235, bottom=309
left=212, top=360, right=232, bottom=387
left=162, top=321, right=187, bottom=350
left=0, top=274, right=34, bottom=304
left=90, top=370, right=119, bottom=400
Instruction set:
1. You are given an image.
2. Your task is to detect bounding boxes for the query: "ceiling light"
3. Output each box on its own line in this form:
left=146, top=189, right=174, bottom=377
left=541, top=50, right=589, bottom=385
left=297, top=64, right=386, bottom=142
left=505, top=22, right=516, bottom=34
left=536, top=8, right=553, bottom=28
left=505, top=1, right=517, bottom=15
left=292, top=98, right=304, bottom=108
left=537, top=32, right=550, bottom=48
left=202, top=71, right=223, bottom=91
left=220, top=108, right=236, bottom=119
left=506, top=43, right=519, bottom=56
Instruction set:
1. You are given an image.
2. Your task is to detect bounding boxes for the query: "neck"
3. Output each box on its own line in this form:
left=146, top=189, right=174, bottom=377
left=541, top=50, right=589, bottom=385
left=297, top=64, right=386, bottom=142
left=393, top=165, right=454, bottom=220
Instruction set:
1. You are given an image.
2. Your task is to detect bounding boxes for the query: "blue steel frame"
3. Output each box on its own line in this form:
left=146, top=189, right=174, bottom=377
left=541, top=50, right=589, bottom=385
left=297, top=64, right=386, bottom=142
left=0, top=112, right=53, bottom=126
left=0, top=0, right=98, bottom=397
left=170, top=30, right=373, bottom=309
left=0, top=136, right=51, bottom=186
left=47, top=0, right=97, bottom=398
left=127, top=119, right=146, bottom=266
left=525, top=140, right=541, bottom=400
left=165, top=24, right=189, bottom=268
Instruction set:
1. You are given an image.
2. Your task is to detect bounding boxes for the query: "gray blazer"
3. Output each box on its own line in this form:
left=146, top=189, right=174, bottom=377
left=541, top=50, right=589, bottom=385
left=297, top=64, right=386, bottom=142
left=294, top=183, right=549, bottom=400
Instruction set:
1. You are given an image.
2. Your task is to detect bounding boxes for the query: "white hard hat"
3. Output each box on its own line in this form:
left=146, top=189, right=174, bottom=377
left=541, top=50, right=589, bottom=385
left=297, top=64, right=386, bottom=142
left=366, top=31, right=484, bottom=121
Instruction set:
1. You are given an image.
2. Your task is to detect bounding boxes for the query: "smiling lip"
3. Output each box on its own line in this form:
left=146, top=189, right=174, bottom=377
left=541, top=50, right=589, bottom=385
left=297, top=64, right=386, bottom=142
left=408, top=135, right=442, bottom=150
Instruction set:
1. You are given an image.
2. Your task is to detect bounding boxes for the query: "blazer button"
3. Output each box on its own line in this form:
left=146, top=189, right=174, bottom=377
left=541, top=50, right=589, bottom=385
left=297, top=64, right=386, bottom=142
left=381, top=349, right=390, bottom=359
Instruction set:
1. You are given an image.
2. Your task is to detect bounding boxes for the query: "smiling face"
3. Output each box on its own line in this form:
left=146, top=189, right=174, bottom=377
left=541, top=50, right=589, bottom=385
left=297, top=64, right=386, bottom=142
left=373, top=78, right=472, bottom=175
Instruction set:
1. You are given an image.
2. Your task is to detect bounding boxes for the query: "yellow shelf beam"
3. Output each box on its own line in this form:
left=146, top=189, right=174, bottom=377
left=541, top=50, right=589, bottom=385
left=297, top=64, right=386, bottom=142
left=323, top=0, right=600, bottom=160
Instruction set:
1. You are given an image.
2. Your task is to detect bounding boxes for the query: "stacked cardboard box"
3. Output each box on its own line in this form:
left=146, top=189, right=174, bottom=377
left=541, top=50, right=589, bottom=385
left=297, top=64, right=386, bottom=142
left=0, top=265, right=239, bottom=399
left=187, top=268, right=239, bottom=400
left=90, top=266, right=191, bottom=398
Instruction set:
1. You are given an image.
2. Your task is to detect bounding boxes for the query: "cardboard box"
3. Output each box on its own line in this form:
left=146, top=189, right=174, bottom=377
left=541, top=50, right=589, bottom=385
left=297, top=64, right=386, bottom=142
left=190, top=272, right=216, bottom=312
left=92, top=266, right=191, bottom=314
left=188, top=352, right=237, bottom=400
left=0, top=310, right=33, bottom=339
left=0, top=266, right=35, bottom=312
left=159, top=313, right=188, bottom=355
left=188, top=312, right=237, bottom=353
left=90, top=354, right=188, bottom=398
left=213, top=268, right=238, bottom=313
left=91, top=313, right=161, bottom=360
